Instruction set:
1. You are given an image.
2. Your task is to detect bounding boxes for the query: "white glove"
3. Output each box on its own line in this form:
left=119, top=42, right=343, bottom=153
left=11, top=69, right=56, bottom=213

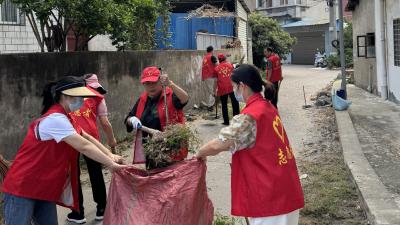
left=129, top=116, right=142, bottom=130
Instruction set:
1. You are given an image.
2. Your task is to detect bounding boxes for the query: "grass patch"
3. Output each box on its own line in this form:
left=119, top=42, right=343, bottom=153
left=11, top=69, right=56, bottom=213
left=213, top=214, right=237, bottom=225
left=299, top=106, right=367, bottom=225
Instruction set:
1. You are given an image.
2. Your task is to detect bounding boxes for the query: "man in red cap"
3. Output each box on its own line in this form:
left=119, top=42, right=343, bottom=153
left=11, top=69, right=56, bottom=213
left=215, top=54, right=239, bottom=125
left=67, top=74, right=118, bottom=224
left=124, top=67, right=189, bottom=169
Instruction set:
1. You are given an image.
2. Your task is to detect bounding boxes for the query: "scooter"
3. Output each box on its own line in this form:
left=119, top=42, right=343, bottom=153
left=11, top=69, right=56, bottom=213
left=314, top=52, right=327, bottom=68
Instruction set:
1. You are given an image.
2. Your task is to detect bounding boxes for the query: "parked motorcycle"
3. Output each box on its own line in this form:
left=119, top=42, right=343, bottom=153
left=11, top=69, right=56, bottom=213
left=314, top=51, right=327, bottom=68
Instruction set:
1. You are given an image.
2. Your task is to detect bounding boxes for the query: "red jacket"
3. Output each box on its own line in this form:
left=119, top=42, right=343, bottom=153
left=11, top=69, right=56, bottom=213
left=231, top=93, right=304, bottom=217
left=2, top=104, right=81, bottom=211
left=135, top=87, right=187, bottom=161
left=70, top=88, right=104, bottom=140
left=215, top=61, right=234, bottom=96
left=201, top=53, right=216, bottom=80
left=266, top=54, right=282, bottom=83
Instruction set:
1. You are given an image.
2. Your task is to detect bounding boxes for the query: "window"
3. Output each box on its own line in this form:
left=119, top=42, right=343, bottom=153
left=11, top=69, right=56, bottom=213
left=266, top=0, right=273, bottom=7
left=258, top=0, right=264, bottom=8
left=357, top=36, right=366, bottom=57
left=394, top=19, right=400, bottom=66
left=357, top=33, right=376, bottom=58
left=280, top=0, right=289, bottom=5
left=0, top=0, right=21, bottom=24
left=366, top=32, right=376, bottom=58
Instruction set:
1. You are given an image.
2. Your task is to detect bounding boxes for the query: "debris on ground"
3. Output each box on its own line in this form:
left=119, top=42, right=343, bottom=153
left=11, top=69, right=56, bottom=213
left=312, top=89, right=332, bottom=107
left=299, top=84, right=368, bottom=225
left=300, top=174, right=308, bottom=180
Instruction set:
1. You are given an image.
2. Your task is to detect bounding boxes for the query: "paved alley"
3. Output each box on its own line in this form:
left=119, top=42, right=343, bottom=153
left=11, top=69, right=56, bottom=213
left=57, top=65, right=339, bottom=225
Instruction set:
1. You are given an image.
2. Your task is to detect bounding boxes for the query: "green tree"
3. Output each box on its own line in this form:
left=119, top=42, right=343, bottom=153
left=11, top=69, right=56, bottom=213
left=64, top=0, right=117, bottom=51
left=155, top=0, right=172, bottom=48
left=249, top=13, right=296, bottom=68
left=327, top=20, right=353, bottom=69
left=109, top=0, right=159, bottom=50
left=6, top=0, right=66, bottom=52
left=2, top=0, right=162, bottom=51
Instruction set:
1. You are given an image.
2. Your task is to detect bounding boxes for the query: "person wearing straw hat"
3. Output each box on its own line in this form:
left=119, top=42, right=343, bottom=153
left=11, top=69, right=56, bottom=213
left=2, top=76, right=127, bottom=225
left=67, top=74, right=117, bottom=223
left=196, top=65, right=304, bottom=225
left=125, top=66, right=189, bottom=169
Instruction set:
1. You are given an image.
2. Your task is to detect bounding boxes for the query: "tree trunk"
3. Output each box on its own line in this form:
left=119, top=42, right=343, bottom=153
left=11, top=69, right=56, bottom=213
left=27, top=12, right=44, bottom=52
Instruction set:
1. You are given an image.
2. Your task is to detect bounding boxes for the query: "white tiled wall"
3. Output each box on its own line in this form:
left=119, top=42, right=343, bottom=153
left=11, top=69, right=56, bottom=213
left=0, top=21, right=41, bottom=53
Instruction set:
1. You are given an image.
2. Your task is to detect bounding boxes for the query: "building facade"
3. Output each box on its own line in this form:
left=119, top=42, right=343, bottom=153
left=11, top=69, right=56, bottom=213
left=157, top=0, right=253, bottom=63
left=0, top=0, right=41, bottom=53
left=347, top=0, right=400, bottom=103
left=256, top=0, right=349, bottom=64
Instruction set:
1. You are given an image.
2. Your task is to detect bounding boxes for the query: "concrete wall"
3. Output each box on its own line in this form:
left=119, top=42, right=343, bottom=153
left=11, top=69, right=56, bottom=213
left=0, top=49, right=242, bottom=159
left=385, top=0, right=400, bottom=103
left=302, top=0, right=329, bottom=23
left=351, top=0, right=377, bottom=94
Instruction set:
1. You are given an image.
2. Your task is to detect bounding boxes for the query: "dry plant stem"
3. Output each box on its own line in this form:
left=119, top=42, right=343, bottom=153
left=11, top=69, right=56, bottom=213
left=143, top=124, right=200, bottom=168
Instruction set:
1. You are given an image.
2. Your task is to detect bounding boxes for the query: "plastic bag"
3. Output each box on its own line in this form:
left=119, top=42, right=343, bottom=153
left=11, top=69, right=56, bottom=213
left=103, top=159, right=214, bottom=225
left=333, top=94, right=352, bottom=111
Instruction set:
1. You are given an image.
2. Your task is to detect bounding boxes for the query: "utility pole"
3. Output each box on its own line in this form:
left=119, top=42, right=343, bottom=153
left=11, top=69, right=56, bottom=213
left=338, top=0, right=347, bottom=97
left=328, top=0, right=337, bottom=55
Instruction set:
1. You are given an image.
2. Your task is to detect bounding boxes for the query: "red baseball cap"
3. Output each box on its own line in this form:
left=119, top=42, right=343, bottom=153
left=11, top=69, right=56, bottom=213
left=141, top=66, right=160, bottom=84
left=217, top=53, right=226, bottom=61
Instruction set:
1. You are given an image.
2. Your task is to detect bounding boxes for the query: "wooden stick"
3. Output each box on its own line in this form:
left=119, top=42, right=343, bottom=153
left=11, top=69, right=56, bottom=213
left=159, top=68, right=169, bottom=125
left=140, top=126, right=161, bottom=136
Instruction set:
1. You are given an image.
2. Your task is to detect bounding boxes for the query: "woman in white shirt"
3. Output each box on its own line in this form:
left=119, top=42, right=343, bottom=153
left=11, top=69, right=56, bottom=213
left=2, top=76, right=127, bottom=225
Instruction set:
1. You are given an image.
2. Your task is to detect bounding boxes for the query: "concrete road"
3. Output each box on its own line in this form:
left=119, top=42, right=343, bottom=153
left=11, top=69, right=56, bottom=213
left=57, top=65, right=338, bottom=224
left=194, top=65, right=339, bottom=218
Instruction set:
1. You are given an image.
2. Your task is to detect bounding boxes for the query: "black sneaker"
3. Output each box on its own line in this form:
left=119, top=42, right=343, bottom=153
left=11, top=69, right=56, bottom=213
left=95, top=208, right=105, bottom=221
left=67, top=212, right=86, bottom=224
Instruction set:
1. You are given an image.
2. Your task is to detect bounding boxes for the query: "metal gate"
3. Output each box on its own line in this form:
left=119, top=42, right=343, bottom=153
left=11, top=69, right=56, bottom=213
left=291, top=31, right=325, bottom=65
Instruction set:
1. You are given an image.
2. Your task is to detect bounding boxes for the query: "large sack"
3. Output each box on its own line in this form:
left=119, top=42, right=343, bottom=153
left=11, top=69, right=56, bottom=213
left=103, top=159, right=214, bottom=225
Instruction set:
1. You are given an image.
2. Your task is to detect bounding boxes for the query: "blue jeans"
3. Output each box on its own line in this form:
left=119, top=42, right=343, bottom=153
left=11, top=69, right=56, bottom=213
left=3, top=193, right=58, bottom=225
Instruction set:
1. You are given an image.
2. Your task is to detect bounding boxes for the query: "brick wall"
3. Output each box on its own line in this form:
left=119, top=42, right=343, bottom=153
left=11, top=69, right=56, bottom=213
left=0, top=22, right=41, bottom=53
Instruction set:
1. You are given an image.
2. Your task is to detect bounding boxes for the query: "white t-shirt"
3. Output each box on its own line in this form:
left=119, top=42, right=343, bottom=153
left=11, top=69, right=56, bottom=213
left=36, top=113, right=77, bottom=143
left=34, top=112, right=77, bottom=206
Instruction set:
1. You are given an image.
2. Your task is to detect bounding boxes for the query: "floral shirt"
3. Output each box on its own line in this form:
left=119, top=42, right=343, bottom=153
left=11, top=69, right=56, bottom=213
left=218, top=114, right=257, bottom=154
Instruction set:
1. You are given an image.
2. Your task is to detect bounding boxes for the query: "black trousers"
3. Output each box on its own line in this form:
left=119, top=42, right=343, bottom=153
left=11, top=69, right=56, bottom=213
left=75, top=155, right=107, bottom=215
left=272, top=81, right=280, bottom=109
left=220, top=92, right=240, bottom=125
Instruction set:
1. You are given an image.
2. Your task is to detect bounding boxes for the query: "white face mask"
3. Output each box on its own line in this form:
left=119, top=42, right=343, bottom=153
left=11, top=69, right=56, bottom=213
left=68, top=97, right=84, bottom=112
left=234, top=84, right=245, bottom=102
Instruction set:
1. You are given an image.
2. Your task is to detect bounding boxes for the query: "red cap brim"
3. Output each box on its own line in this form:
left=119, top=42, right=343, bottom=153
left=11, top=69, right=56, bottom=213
left=141, top=76, right=159, bottom=84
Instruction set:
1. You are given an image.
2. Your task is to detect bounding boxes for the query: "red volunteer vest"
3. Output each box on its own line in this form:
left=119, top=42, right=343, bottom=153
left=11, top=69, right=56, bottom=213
left=231, top=93, right=304, bottom=217
left=2, top=104, right=81, bottom=211
left=266, top=54, right=282, bottom=83
left=136, top=87, right=187, bottom=161
left=70, top=88, right=104, bottom=140
left=201, top=53, right=216, bottom=80
left=215, top=61, right=234, bottom=96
